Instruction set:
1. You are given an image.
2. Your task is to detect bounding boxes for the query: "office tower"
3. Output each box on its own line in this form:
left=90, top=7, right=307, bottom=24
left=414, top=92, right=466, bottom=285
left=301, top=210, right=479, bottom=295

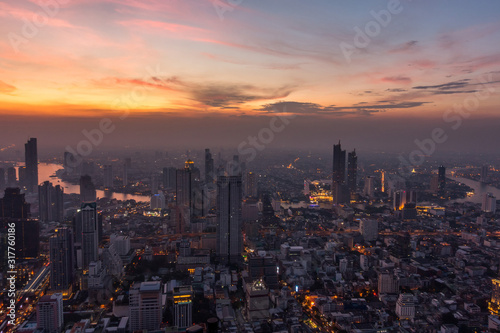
left=173, top=286, right=193, bottom=330
left=80, top=175, right=96, bottom=202
left=363, top=176, right=375, bottom=198
left=79, top=202, right=98, bottom=270
left=49, top=228, right=73, bottom=291
left=381, top=170, right=386, bottom=193
left=481, top=165, right=489, bottom=183
left=0, top=187, right=30, bottom=218
left=124, top=157, right=132, bottom=169
left=102, top=243, right=124, bottom=278
left=110, top=233, right=130, bottom=256
left=332, top=141, right=347, bottom=204
left=430, top=174, right=439, bottom=193
left=150, top=192, right=166, bottom=210
left=205, top=148, right=215, bottom=184
left=360, top=219, right=378, bottom=242
left=347, top=150, right=357, bottom=196
left=129, top=281, right=162, bottom=332
left=489, top=279, right=500, bottom=315
left=39, top=181, right=64, bottom=223
left=245, top=171, right=258, bottom=198
left=438, top=165, right=446, bottom=195
left=18, top=166, right=26, bottom=189
left=36, top=293, right=63, bottom=333
left=245, top=280, right=270, bottom=321
left=378, top=271, right=399, bottom=294
left=162, top=167, right=176, bottom=189
left=0, top=168, right=5, bottom=189
left=150, top=173, right=160, bottom=194
left=393, top=190, right=417, bottom=211
left=396, top=294, right=416, bottom=320
left=216, top=175, right=242, bottom=264
left=176, top=164, right=195, bottom=209
left=25, top=138, right=38, bottom=193
left=332, top=141, right=346, bottom=184
left=483, top=193, right=497, bottom=213
left=7, top=167, right=16, bottom=187
left=103, top=165, right=113, bottom=188
left=248, top=252, right=278, bottom=289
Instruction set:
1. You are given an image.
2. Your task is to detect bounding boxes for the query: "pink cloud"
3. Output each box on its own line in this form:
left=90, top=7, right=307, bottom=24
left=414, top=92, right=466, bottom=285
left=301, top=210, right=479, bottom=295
left=380, top=75, right=412, bottom=84
left=0, top=80, right=16, bottom=94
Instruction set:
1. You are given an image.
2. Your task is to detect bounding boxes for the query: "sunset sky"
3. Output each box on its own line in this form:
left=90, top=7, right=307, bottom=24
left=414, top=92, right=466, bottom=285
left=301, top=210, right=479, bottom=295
left=1, top=0, right=500, bottom=152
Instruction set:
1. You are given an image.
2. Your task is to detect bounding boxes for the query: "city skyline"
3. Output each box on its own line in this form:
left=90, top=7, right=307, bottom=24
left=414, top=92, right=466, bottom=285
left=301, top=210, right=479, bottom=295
left=0, top=1, right=499, bottom=153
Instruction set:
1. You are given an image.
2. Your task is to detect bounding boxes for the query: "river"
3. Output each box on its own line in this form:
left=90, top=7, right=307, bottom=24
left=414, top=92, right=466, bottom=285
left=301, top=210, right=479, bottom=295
left=447, top=172, right=500, bottom=204
left=17, top=163, right=150, bottom=202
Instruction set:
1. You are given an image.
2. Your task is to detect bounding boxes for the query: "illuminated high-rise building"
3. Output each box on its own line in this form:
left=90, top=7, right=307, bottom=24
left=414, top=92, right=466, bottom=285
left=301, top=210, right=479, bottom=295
left=36, top=293, right=63, bottom=333
left=49, top=227, right=74, bottom=291
left=438, top=165, right=446, bottom=195
left=129, top=281, right=163, bottom=332
left=489, top=279, right=500, bottom=315
left=173, top=286, right=193, bottom=330
left=216, top=175, right=242, bottom=264
left=245, top=171, right=258, bottom=198
left=24, top=138, right=38, bottom=193
left=78, top=202, right=98, bottom=270
left=38, top=181, right=64, bottom=223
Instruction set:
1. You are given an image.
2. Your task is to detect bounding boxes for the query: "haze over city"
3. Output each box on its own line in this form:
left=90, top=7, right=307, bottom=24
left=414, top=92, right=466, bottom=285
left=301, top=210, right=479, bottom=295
left=1, top=2, right=500, bottom=333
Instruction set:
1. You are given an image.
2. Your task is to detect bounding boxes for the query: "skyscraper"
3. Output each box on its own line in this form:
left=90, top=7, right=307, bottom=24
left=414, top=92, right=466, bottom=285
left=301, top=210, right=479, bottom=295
left=205, top=148, right=214, bottom=184
left=489, top=279, right=500, bottom=315
left=129, top=281, right=163, bottom=332
left=103, top=165, right=113, bottom=188
left=49, top=228, right=74, bottom=291
left=0, top=168, right=6, bottom=190
left=7, top=167, right=16, bottom=187
left=80, top=175, right=96, bottom=202
left=483, top=193, right=497, bottom=213
left=332, top=141, right=347, bottom=204
left=216, top=175, right=242, bottom=264
left=36, top=293, right=63, bottom=333
left=363, top=176, right=375, bottom=198
left=0, top=187, right=30, bottom=218
left=245, top=171, right=258, bottom=198
left=438, top=165, right=446, bottom=195
left=173, top=286, right=193, bottom=330
left=332, top=141, right=346, bottom=185
left=347, top=150, right=357, bottom=196
left=162, top=167, right=176, bottom=189
left=360, top=219, right=378, bottom=242
left=25, top=138, right=38, bottom=193
left=39, top=181, right=64, bottom=223
left=79, top=202, right=98, bottom=270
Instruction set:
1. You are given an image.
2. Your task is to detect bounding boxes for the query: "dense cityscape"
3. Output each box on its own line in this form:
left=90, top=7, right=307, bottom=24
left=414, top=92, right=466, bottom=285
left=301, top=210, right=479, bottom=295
left=0, top=139, right=500, bottom=332
left=1, top=1, right=500, bottom=333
